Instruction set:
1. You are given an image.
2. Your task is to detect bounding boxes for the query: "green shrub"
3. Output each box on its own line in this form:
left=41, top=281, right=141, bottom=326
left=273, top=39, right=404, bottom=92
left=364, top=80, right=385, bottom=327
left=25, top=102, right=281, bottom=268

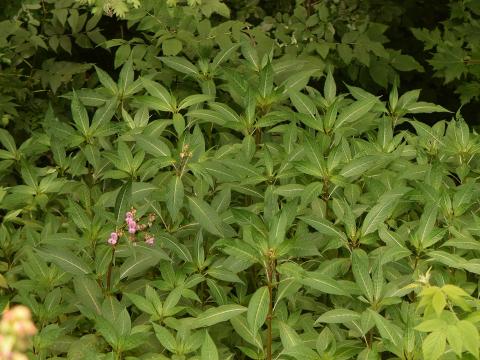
left=1, top=1, right=480, bottom=360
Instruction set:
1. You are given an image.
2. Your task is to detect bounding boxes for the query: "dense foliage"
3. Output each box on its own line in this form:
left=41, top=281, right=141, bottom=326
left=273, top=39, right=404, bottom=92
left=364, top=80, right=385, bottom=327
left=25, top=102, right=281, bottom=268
left=1, top=1, right=480, bottom=359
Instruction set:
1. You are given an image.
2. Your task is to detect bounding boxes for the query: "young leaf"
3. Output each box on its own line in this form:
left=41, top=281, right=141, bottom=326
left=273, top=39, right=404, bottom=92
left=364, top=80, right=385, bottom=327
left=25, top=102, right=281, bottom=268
left=422, top=331, right=446, bottom=360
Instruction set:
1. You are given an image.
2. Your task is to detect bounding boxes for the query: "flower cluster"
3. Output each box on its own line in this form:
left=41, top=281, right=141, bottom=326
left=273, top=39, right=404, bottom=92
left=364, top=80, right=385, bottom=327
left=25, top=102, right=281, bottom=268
left=107, top=232, right=118, bottom=245
left=125, top=210, right=137, bottom=234
left=0, top=305, right=37, bottom=360
left=107, top=208, right=156, bottom=247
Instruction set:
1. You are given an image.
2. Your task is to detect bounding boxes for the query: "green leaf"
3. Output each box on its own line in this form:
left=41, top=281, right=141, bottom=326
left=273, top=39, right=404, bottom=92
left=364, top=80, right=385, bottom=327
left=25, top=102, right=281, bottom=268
left=201, top=332, right=219, bottom=360
left=162, top=38, right=183, bottom=56
left=152, top=324, right=177, bottom=352
left=446, top=325, right=463, bottom=356
left=283, top=344, right=321, bottom=360
left=269, top=211, right=288, bottom=248
left=368, top=310, right=403, bottom=348
left=258, top=63, right=273, bottom=98
left=119, top=57, right=134, bottom=97
left=188, top=196, right=233, bottom=237
left=405, top=101, right=450, bottom=113
left=94, top=65, right=118, bottom=95
left=457, top=320, right=479, bottom=358
left=301, top=271, right=349, bottom=296
left=159, top=56, right=199, bottom=77
left=352, top=249, right=374, bottom=302
left=422, top=331, right=446, bottom=360
left=230, top=315, right=263, bottom=349
left=124, top=293, right=155, bottom=316
left=315, top=309, right=361, bottom=324
left=119, top=252, right=159, bottom=279
left=289, top=91, right=317, bottom=121
left=91, top=99, right=117, bottom=132
left=141, top=77, right=173, bottom=109
left=247, top=286, right=269, bottom=335
left=37, top=247, right=91, bottom=275
left=135, top=135, right=171, bottom=157
left=71, top=90, right=90, bottom=136
left=415, top=203, right=438, bottom=245
left=324, top=69, right=336, bottom=103
left=334, top=97, right=377, bottom=130
left=0, top=129, right=17, bottom=154
left=159, top=233, right=193, bottom=262
left=212, top=43, right=240, bottom=70
left=192, top=304, right=247, bottom=329
left=300, top=216, right=348, bottom=245
left=178, top=94, right=213, bottom=110
left=167, top=175, right=184, bottom=221
left=278, top=321, right=302, bottom=349
left=73, top=277, right=102, bottom=314
left=361, top=187, right=409, bottom=236
left=114, top=180, right=132, bottom=226
left=339, top=155, right=386, bottom=178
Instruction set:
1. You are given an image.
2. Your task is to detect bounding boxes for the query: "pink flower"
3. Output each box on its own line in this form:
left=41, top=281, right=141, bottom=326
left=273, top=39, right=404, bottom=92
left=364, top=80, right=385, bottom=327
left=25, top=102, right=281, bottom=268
left=107, top=232, right=118, bottom=245
left=125, top=211, right=133, bottom=221
left=145, top=235, right=154, bottom=246
left=128, top=220, right=137, bottom=234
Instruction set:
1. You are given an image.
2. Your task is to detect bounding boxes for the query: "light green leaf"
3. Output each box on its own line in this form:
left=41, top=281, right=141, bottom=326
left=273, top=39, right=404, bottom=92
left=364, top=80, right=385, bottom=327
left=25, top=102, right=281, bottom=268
left=422, top=331, right=446, bottom=360
left=457, top=320, right=479, bottom=358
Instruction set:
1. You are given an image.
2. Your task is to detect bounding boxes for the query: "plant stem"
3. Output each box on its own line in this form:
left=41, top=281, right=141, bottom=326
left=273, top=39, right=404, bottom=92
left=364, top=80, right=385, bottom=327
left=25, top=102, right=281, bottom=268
left=265, top=253, right=276, bottom=360
left=106, top=247, right=115, bottom=292
left=266, top=280, right=273, bottom=360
